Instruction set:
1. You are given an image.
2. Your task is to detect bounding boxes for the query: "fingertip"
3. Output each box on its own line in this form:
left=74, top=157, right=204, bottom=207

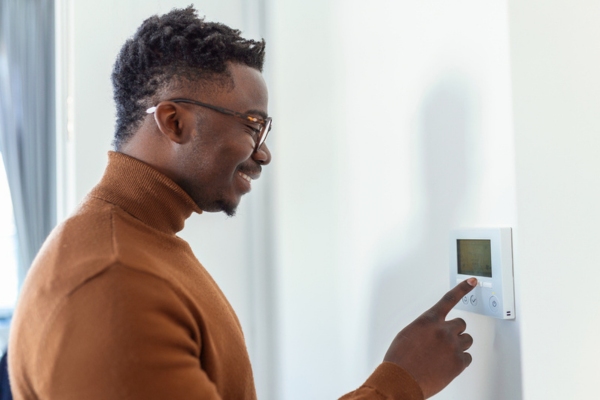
left=467, top=278, right=477, bottom=287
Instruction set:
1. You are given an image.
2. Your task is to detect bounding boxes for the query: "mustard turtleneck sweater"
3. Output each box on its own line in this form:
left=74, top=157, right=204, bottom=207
left=9, top=152, right=423, bottom=400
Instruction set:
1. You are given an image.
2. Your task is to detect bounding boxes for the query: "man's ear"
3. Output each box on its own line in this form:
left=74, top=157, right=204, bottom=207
left=153, top=102, right=194, bottom=144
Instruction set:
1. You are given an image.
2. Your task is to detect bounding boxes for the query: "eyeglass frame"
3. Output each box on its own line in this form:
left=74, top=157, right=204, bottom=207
left=146, top=98, right=272, bottom=152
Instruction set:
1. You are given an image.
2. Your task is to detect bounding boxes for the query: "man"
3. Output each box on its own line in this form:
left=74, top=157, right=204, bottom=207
left=9, top=7, right=475, bottom=399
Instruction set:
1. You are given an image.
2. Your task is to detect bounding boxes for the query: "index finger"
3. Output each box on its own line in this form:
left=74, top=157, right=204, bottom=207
left=430, top=278, right=478, bottom=318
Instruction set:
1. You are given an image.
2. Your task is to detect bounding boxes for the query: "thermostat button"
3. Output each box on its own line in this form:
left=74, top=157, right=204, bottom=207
left=470, top=295, right=478, bottom=306
left=462, top=296, right=469, bottom=305
left=489, top=296, right=500, bottom=312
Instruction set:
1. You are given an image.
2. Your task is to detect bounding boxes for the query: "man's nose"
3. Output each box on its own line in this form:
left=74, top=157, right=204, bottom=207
left=252, top=143, right=271, bottom=165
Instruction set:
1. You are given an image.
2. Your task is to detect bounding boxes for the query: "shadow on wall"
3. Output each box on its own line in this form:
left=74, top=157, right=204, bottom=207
left=366, top=72, right=523, bottom=400
left=367, top=71, right=477, bottom=378
left=368, top=70, right=480, bottom=386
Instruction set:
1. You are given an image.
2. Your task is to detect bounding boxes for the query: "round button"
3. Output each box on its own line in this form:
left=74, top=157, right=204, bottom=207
left=462, top=296, right=469, bottom=305
left=489, top=296, right=500, bottom=313
left=469, top=295, right=478, bottom=306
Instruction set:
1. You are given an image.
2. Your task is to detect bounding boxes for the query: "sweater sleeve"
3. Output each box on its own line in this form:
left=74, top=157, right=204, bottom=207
left=35, top=264, right=225, bottom=400
left=339, top=362, right=424, bottom=400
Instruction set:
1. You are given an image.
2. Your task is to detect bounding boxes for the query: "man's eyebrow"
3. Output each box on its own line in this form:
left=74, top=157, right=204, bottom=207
left=245, top=109, right=269, bottom=120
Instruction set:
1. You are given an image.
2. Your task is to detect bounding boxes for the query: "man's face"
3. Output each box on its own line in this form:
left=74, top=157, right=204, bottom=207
left=175, top=64, right=271, bottom=216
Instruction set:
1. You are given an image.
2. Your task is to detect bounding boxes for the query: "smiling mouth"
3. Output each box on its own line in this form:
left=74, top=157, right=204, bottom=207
left=238, top=171, right=252, bottom=183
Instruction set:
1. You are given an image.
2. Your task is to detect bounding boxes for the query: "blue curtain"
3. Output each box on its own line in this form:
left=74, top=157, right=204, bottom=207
left=0, top=0, right=56, bottom=287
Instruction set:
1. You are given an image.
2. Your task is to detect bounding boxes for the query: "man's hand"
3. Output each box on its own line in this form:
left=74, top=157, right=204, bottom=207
left=383, top=278, right=477, bottom=399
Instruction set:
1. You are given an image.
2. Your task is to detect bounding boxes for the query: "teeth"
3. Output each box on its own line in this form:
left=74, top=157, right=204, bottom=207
left=238, top=172, right=251, bottom=183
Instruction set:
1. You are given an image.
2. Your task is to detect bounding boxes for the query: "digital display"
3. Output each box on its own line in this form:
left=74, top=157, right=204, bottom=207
left=457, top=239, right=492, bottom=277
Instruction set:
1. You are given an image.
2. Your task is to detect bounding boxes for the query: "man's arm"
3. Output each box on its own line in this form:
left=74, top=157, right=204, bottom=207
left=340, top=279, right=477, bottom=399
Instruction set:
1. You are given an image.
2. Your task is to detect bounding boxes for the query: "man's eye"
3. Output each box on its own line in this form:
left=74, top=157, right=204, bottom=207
left=245, top=125, right=261, bottom=136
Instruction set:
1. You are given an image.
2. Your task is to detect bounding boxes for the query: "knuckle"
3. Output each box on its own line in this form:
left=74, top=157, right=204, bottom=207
left=435, top=327, right=447, bottom=341
left=463, top=352, right=473, bottom=368
left=435, top=325, right=457, bottom=343
left=442, top=292, right=458, bottom=305
left=449, top=317, right=467, bottom=332
left=419, top=310, right=439, bottom=325
left=461, top=333, right=474, bottom=348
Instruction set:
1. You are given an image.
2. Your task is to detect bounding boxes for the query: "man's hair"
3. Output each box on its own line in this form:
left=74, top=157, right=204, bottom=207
left=111, top=6, right=266, bottom=149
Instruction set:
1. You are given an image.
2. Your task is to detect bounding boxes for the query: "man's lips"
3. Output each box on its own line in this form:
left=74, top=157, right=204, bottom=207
left=238, top=171, right=252, bottom=183
left=237, top=170, right=261, bottom=192
left=237, top=169, right=261, bottom=182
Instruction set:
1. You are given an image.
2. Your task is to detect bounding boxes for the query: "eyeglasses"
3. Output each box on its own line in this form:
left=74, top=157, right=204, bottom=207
left=146, top=98, right=272, bottom=152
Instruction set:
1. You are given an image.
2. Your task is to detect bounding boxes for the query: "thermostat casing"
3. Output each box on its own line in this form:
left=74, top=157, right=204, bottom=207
left=449, top=228, right=515, bottom=319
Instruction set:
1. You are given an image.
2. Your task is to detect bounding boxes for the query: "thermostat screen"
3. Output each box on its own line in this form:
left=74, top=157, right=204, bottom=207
left=457, top=240, right=492, bottom=277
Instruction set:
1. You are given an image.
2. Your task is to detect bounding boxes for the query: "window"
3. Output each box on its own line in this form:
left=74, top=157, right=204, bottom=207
left=0, top=152, right=18, bottom=312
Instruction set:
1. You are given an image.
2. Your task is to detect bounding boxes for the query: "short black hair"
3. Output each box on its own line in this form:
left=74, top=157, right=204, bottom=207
left=111, top=6, right=266, bottom=149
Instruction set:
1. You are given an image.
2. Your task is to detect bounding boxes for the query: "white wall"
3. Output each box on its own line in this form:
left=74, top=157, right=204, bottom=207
left=270, top=0, right=521, bottom=399
left=269, top=1, right=346, bottom=397
left=509, top=1, right=600, bottom=398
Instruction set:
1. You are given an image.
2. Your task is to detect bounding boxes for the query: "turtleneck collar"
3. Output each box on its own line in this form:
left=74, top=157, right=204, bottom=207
left=89, top=151, right=202, bottom=235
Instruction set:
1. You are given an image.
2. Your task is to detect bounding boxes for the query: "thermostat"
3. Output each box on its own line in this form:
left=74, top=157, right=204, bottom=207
left=449, top=228, right=515, bottom=319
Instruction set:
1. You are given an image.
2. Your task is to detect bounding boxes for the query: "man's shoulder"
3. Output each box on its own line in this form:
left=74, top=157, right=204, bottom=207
left=18, top=193, right=200, bottom=326
left=15, top=194, right=193, bottom=330
left=22, top=197, right=121, bottom=301
left=40, top=196, right=118, bottom=261
left=33, top=195, right=188, bottom=284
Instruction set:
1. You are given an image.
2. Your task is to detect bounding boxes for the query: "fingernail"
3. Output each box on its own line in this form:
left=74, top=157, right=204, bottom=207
left=467, top=278, right=477, bottom=286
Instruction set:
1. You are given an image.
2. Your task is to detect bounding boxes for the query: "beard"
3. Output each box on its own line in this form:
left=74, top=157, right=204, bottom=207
left=215, top=198, right=237, bottom=217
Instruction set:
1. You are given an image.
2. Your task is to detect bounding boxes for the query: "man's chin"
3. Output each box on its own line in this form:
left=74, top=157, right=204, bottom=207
left=216, top=199, right=238, bottom=217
